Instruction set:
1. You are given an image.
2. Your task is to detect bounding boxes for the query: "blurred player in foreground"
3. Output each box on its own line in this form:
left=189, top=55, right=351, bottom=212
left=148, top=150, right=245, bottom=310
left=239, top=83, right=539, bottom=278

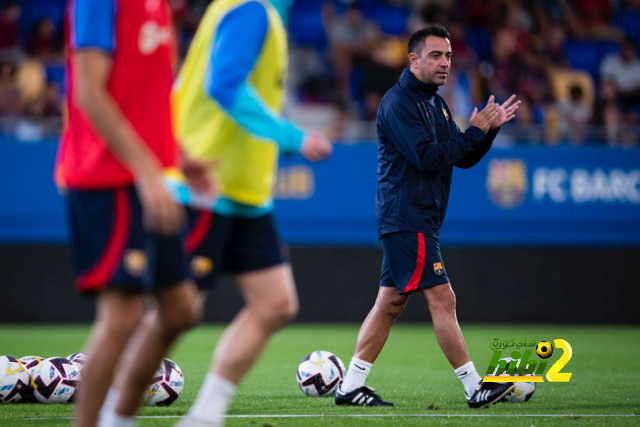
left=107, top=0, right=331, bottom=426
left=57, top=0, right=212, bottom=425
left=335, top=25, right=521, bottom=409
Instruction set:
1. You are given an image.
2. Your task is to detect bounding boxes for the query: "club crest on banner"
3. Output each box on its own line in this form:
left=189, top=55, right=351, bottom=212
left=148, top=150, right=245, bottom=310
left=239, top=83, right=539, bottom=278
left=486, top=159, right=528, bottom=210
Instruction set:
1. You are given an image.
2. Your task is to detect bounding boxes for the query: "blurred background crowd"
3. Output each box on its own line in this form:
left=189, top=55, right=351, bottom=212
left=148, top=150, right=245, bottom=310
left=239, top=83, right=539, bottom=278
left=1, top=0, right=640, bottom=146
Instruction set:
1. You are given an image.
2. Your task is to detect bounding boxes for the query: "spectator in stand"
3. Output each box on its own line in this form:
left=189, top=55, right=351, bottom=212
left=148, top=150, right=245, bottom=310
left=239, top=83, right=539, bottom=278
left=591, top=80, right=638, bottom=148
left=0, top=1, right=20, bottom=52
left=459, top=0, right=491, bottom=28
left=26, top=18, right=59, bottom=61
left=574, top=0, right=621, bottom=39
left=489, top=26, right=521, bottom=99
left=360, top=42, right=402, bottom=119
left=0, top=62, right=21, bottom=115
left=42, top=81, right=62, bottom=117
left=325, top=2, right=378, bottom=106
left=557, top=85, right=592, bottom=144
left=508, top=94, right=547, bottom=143
left=593, top=80, right=623, bottom=145
left=541, top=24, right=569, bottom=68
left=600, top=37, right=640, bottom=112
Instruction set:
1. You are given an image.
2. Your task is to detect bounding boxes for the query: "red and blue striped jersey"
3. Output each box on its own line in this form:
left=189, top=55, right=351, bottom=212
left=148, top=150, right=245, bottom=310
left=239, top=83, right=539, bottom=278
left=57, top=0, right=177, bottom=189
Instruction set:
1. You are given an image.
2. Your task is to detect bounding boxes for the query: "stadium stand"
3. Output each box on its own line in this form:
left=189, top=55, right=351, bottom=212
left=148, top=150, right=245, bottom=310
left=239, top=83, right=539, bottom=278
left=1, top=0, right=639, bottom=146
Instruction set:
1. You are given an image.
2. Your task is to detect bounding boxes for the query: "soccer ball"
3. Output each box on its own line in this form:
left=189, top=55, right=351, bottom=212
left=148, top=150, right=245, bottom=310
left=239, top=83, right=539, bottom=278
left=296, top=350, right=346, bottom=397
left=493, top=357, right=536, bottom=402
left=31, top=357, right=81, bottom=403
left=536, top=341, right=554, bottom=359
left=67, top=353, right=88, bottom=371
left=19, top=355, right=44, bottom=402
left=142, top=358, right=184, bottom=406
left=19, top=356, right=44, bottom=374
left=0, top=356, right=30, bottom=403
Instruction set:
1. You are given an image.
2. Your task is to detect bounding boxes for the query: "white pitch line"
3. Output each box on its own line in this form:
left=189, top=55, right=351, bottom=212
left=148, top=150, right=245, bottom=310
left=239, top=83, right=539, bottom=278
left=20, top=414, right=640, bottom=421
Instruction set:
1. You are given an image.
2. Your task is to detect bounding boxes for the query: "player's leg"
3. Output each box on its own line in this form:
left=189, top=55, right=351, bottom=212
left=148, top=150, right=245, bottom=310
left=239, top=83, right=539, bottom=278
left=422, top=283, right=470, bottom=368
left=183, top=264, right=297, bottom=427
left=336, top=240, right=412, bottom=407
left=338, top=285, right=407, bottom=399
left=108, top=281, right=201, bottom=419
left=420, top=234, right=514, bottom=407
left=74, top=292, right=144, bottom=427
left=213, top=263, right=298, bottom=382
left=422, top=282, right=514, bottom=407
left=96, top=188, right=201, bottom=425
left=65, top=187, right=150, bottom=427
left=183, top=214, right=295, bottom=427
left=353, top=286, right=408, bottom=363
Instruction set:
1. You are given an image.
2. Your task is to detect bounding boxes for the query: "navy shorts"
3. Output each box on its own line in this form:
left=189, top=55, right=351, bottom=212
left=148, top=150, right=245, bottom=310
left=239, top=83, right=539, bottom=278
left=66, top=186, right=189, bottom=294
left=380, top=232, right=450, bottom=295
left=184, top=209, right=287, bottom=291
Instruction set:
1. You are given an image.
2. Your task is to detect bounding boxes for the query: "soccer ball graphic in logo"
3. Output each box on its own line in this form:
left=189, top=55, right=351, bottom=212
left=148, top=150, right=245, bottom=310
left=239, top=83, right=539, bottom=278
left=0, top=355, right=30, bottom=403
left=31, top=357, right=81, bottom=403
left=142, top=358, right=184, bottom=406
left=493, top=357, right=536, bottom=402
left=296, top=350, right=345, bottom=397
left=536, top=341, right=554, bottom=359
left=67, top=353, right=88, bottom=372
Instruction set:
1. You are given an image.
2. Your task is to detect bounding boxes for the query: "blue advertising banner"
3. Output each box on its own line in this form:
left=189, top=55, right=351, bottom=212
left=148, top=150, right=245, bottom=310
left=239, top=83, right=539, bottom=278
left=1, top=138, right=639, bottom=246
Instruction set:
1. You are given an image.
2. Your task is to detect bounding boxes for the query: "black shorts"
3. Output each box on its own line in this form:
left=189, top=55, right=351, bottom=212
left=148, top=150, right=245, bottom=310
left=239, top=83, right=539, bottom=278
left=66, top=186, right=189, bottom=295
left=380, top=232, right=450, bottom=295
left=184, top=209, right=287, bottom=291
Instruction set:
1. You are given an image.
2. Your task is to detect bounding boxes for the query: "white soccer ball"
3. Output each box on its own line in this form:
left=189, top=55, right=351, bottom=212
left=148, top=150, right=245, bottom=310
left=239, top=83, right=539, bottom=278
left=0, top=355, right=30, bottom=403
left=67, top=353, right=88, bottom=372
left=19, top=355, right=44, bottom=377
left=31, top=357, right=81, bottom=403
left=493, top=357, right=536, bottom=402
left=142, top=358, right=184, bottom=406
left=19, top=355, right=44, bottom=402
left=296, top=350, right=346, bottom=397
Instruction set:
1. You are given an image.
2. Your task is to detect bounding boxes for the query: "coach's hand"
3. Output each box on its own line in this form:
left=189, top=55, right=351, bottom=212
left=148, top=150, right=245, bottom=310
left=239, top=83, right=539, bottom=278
left=491, top=94, right=521, bottom=129
left=136, top=170, right=185, bottom=236
left=469, top=96, right=499, bottom=133
left=301, top=133, right=333, bottom=162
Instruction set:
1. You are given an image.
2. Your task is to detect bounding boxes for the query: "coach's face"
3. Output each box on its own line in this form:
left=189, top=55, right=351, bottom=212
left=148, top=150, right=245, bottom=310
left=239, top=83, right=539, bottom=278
left=409, top=36, right=452, bottom=86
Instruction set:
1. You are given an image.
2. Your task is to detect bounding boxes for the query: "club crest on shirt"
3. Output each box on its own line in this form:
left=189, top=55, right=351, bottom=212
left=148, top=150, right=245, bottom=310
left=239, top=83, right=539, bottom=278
left=433, top=262, right=444, bottom=275
left=442, top=108, right=449, bottom=120
left=124, top=250, right=148, bottom=278
left=191, top=255, right=213, bottom=278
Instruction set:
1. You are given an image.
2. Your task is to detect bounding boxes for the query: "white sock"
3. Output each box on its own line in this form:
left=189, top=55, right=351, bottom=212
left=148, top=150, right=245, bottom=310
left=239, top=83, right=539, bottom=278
left=340, top=357, right=373, bottom=393
left=97, top=389, right=135, bottom=427
left=185, top=373, right=236, bottom=427
left=99, top=388, right=119, bottom=419
left=455, top=361, right=482, bottom=397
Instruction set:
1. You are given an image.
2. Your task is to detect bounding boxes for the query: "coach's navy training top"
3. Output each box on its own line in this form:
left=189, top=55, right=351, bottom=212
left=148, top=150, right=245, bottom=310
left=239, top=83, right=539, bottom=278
left=375, top=69, right=499, bottom=238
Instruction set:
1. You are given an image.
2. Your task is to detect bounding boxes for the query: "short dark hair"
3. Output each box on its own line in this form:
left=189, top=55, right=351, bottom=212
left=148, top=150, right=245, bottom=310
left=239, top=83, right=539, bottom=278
left=408, top=25, right=450, bottom=55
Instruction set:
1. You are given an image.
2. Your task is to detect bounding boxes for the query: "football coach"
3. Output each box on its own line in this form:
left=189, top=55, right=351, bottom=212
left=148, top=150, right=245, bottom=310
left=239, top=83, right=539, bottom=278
left=336, top=25, right=521, bottom=409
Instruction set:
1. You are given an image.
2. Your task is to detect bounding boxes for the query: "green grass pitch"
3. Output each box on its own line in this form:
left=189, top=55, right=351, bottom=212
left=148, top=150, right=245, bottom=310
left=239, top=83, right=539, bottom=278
left=1, top=324, right=639, bottom=426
